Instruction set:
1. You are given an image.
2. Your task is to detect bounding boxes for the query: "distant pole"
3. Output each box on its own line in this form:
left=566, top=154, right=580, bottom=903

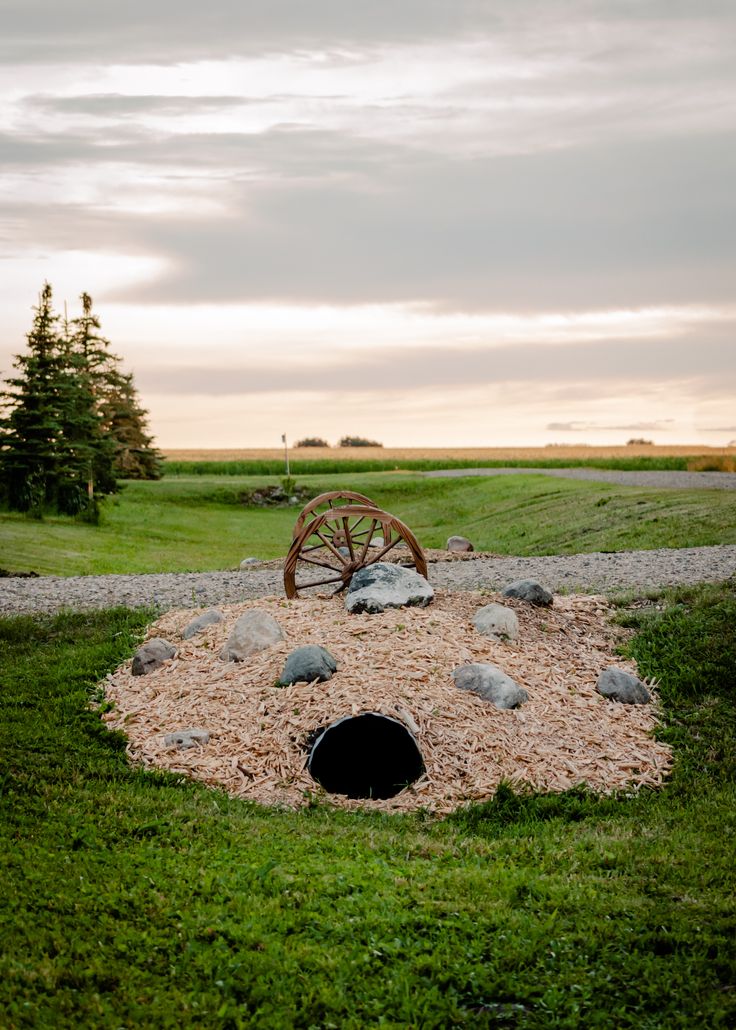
left=281, top=433, right=290, bottom=477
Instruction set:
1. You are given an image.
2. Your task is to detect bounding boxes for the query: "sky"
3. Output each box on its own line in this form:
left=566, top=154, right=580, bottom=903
left=1, top=0, right=735, bottom=449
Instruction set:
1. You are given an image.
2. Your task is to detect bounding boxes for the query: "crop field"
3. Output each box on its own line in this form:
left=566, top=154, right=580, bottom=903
left=161, top=446, right=736, bottom=478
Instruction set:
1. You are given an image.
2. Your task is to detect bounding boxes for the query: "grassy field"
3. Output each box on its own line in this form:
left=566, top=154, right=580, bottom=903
left=1, top=582, right=734, bottom=1027
left=2, top=471, right=735, bottom=576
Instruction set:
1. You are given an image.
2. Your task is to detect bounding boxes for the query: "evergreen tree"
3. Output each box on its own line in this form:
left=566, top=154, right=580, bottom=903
left=0, top=283, right=66, bottom=514
left=64, top=292, right=119, bottom=498
left=1, top=285, right=162, bottom=516
left=100, top=370, right=162, bottom=480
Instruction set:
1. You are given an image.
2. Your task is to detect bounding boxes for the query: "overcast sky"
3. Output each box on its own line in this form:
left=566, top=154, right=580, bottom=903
left=1, top=0, right=734, bottom=448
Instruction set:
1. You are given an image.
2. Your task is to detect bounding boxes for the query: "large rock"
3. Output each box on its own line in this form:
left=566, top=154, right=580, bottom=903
left=502, top=579, right=553, bottom=607
left=596, top=667, right=650, bottom=705
left=447, top=535, right=474, bottom=553
left=345, top=563, right=434, bottom=614
left=131, top=638, right=177, bottom=676
left=164, top=728, right=210, bottom=749
left=452, top=663, right=528, bottom=709
left=182, top=609, right=223, bottom=639
left=473, top=603, right=519, bottom=641
left=220, top=610, right=284, bottom=662
left=278, top=645, right=337, bottom=685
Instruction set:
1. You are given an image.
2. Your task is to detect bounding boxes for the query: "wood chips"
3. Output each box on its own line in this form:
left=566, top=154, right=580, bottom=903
left=101, top=591, right=673, bottom=814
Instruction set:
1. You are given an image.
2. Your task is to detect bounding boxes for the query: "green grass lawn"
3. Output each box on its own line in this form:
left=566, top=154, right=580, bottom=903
left=1, top=583, right=734, bottom=1027
left=2, top=472, right=735, bottom=576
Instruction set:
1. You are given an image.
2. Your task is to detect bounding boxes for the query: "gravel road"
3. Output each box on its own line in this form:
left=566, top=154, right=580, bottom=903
left=2, top=545, right=734, bottom=616
left=423, top=467, right=736, bottom=489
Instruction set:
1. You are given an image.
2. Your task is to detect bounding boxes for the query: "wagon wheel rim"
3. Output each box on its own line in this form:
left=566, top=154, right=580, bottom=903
left=292, top=491, right=378, bottom=539
left=284, top=504, right=427, bottom=598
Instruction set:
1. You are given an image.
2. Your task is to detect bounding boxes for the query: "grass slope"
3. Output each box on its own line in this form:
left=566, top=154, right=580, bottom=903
left=3, top=472, right=735, bottom=576
left=1, top=584, right=735, bottom=1027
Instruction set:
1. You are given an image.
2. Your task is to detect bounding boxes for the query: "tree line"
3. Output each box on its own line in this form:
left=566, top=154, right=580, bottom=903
left=0, top=283, right=161, bottom=520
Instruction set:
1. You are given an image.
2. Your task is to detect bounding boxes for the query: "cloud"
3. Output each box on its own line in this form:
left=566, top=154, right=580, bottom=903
left=547, top=421, right=675, bottom=432
left=4, top=126, right=733, bottom=313
left=24, top=94, right=250, bottom=117
left=130, top=329, right=736, bottom=396
left=112, top=130, right=736, bottom=312
left=2, top=1, right=734, bottom=66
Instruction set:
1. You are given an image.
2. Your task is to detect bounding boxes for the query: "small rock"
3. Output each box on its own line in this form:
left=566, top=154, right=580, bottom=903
left=220, top=609, right=284, bottom=662
left=345, top=562, right=434, bottom=614
left=452, top=663, right=528, bottom=709
left=278, top=645, right=337, bottom=685
left=182, top=609, right=223, bottom=639
left=447, top=535, right=474, bottom=553
left=131, top=638, right=177, bottom=676
left=502, top=579, right=553, bottom=607
left=164, top=728, right=210, bottom=749
left=368, top=535, right=385, bottom=548
left=239, top=557, right=261, bottom=568
left=473, top=603, right=519, bottom=641
left=596, top=667, right=650, bottom=705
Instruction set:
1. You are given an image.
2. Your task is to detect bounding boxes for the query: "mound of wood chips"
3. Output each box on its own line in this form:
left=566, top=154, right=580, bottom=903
left=100, top=591, right=673, bottom=814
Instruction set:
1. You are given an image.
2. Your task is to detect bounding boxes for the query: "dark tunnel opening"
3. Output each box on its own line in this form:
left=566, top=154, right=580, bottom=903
left=307, top=712, right=425, bottom=800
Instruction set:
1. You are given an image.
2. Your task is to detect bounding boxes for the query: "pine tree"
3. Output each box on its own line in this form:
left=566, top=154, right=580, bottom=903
left=1, top=285, right=162, bottom=516
left=0, top=283, right=66, bottom=514
left=100, top=370, right=162, bottom=480
left=64, top=292, right=120, bottom=499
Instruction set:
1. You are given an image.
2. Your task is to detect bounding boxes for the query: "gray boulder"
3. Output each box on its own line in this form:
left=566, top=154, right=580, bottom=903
left=452, top=663, right=528, bottom=709
left=164, top=728, right=210, bottom=749
left=473, top=603, right=519, bottom=641
left=447, top=535, right=474, bottom=553
left=502, top=579, right=553, bottom=607
left=220, top=610, right=284, bottom=662
left=239, top=557, right=261, bottom=568
left=596, top=667, right=650, bottom=705
left=345, top=562, right=434, bottom=614
left=131, top=638, right=177, bottom=676
left=278, top=645, right=337, bottom=685
left=182, top=609, right=223, bottom=639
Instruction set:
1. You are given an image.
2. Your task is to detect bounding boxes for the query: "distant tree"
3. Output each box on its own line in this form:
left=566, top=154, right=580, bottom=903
left=338, top=436, right=383, bottom=448
left=295, top=436, right=330, bottom=447
left=626, top=438, right=654, bottom=446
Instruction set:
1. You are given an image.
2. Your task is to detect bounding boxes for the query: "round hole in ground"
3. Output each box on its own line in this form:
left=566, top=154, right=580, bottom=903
left=307, top=712, right=425, bottom=800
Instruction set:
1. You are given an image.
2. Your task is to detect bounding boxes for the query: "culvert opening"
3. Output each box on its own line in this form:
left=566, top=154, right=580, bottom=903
left=307, top=712, right=425, bottom=800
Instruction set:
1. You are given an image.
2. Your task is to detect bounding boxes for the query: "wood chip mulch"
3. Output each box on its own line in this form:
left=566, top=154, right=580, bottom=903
left=101, top=591, right=673, bottom=814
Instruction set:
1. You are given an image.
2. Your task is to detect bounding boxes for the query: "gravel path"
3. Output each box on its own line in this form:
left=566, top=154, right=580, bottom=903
left=2, top=545, right=734, bottom=616
left=424, top=467, right=736, bottom=489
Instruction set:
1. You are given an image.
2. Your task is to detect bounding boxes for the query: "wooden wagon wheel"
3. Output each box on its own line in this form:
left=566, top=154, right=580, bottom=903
left=284, top=504, right=427, bottom=598
left=292, top=490, right=378, bottom=539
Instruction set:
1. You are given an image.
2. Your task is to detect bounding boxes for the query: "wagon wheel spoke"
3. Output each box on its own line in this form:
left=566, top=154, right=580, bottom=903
left=315, top=530, right=350, bottom=565
left=342, top=516, right=355, bottom=560
left=295, top=572, right=346, bottom=590
left=364, top=533, right=402, bottom=565
left=298, top=555, right=343, bottom=572
left=356, top=518, right=378, bottom=564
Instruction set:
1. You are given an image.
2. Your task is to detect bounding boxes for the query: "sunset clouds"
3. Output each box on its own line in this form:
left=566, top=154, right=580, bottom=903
left=1, top=1, right=734, bottom=446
